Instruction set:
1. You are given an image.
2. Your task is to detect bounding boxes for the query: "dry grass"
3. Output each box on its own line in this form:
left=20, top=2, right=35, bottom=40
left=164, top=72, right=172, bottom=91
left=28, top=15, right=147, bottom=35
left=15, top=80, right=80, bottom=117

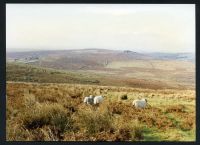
left=6, top=82, right=195, bottom=141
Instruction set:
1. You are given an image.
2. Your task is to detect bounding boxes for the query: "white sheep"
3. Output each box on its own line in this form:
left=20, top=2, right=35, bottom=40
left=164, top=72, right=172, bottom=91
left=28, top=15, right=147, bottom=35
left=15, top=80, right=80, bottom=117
left=83, top=97, right=89, bottom=103
left=132, top=98, right=147, bottom=109
left=93, top=95, right=104, bottom=105
left=83, top=95, right=94, bottom=105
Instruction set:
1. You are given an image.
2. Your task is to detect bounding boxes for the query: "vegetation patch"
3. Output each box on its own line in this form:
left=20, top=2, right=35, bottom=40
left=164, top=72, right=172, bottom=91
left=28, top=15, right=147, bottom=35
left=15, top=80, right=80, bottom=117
left=6, top=82, right=195, bottom=141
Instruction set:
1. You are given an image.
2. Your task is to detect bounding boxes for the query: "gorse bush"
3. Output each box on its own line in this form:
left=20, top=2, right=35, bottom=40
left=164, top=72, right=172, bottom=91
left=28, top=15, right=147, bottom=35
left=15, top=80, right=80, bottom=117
left=21, top=103, right=73, bottom=133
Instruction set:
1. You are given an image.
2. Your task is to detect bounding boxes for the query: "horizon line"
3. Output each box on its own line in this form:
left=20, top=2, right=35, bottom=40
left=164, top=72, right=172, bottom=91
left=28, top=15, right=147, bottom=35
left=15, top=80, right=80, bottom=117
left=6, top=48, right=195, bottom=54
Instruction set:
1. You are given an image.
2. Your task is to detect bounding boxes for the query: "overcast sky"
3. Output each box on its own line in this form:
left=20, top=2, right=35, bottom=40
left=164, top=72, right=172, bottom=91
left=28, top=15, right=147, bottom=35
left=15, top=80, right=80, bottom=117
left=6, top=4, right=195, bottom=53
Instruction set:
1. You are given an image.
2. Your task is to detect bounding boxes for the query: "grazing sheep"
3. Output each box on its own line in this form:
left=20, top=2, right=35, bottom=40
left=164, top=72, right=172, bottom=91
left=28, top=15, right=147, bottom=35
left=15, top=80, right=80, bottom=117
left=132, top=98, right=147, bottom=109
left=83, top=97, right=89, bottom=103
left=84, top=95, right=94, bottom=105
left=93, top=95, right=104, bottom=105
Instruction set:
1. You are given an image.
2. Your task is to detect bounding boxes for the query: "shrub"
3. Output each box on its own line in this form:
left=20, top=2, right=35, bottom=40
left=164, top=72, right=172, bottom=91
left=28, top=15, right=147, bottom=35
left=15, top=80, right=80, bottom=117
left=7, top=123, right=33, bottom=141
left=179, top=116, right=194, bottom=131
left=108, top=101, right=130, bottom=115
left=68, top=88, right=83, bottom=99
left=36, top=94, right=58, bottom=103
left=165, top=105, right=186, bottom=113
left=76, top=108, right=113, bottom=134
left=21, top=103, right=73, bottom=133
left=24, top=93, right=36, bottom=108
left=114, top=120, right=144, bottom=141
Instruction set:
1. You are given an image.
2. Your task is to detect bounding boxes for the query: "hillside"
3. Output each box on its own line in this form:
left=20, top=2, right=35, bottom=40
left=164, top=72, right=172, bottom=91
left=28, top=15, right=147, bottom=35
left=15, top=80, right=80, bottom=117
left=6, top=82, right=195, bottom=141
left=7, top=49, right=152, bottom=70
left=6, top=62, right=194, bottom=90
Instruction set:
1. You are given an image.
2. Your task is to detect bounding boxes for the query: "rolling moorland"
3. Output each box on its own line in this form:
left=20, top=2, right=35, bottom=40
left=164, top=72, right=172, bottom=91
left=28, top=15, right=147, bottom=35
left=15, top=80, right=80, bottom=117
left=6, top=49, right=195, bottom=141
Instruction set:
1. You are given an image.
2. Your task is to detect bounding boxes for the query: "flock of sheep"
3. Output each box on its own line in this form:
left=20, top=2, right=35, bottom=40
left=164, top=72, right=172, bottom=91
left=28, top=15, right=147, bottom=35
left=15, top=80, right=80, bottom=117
left=84, top=95, right=148, bottom=109
left=83, top=95, right=104, bottom=106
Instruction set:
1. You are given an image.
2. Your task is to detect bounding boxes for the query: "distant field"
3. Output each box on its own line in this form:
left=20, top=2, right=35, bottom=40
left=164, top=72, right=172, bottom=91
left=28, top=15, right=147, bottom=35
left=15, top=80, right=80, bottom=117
left=106, top=60, right=194, bottom=71
left=105, top=60, right=195, bottom=89
left=6, top=82, right=195, bottom=141
left=6, top=62, right=194, bottom=90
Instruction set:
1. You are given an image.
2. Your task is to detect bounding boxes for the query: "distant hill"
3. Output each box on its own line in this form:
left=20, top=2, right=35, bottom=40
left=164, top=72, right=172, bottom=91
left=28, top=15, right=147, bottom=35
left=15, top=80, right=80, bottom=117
left=6, top=49, right=195, bottom=70
left=6, top=49, right=195, bottom=89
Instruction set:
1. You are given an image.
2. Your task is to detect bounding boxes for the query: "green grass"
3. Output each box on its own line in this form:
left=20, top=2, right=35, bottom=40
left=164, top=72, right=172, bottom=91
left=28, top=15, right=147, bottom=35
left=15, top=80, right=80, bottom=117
left=142, top=126, right=164, bottom=141
left=6, top=62, right=101, bottom=85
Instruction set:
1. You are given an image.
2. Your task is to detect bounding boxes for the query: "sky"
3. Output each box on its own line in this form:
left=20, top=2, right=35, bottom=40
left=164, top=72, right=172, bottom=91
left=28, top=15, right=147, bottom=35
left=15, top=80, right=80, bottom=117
left=6, top=4, right=195, bottom=53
